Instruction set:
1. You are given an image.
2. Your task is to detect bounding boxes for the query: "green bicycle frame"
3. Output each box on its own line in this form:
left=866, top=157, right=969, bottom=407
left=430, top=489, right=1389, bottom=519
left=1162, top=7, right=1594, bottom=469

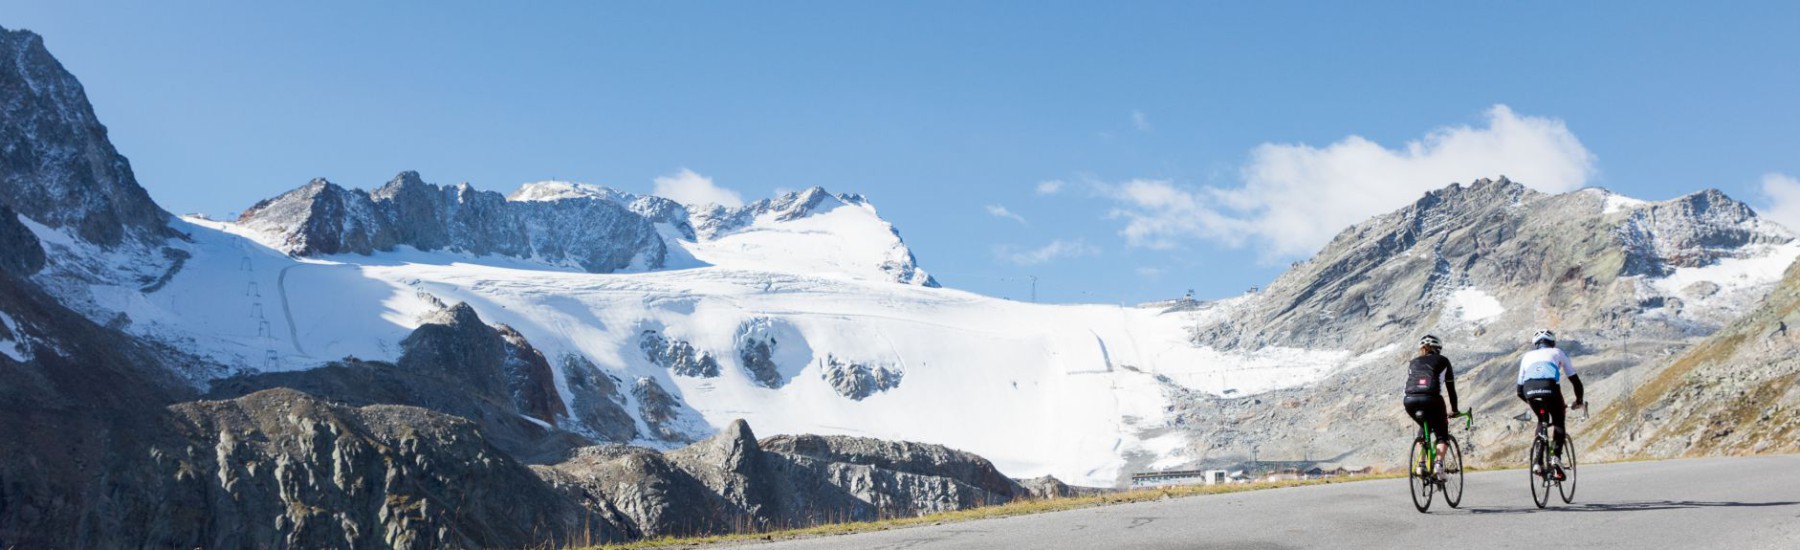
left=1417, top=411, right=1475, bottom=466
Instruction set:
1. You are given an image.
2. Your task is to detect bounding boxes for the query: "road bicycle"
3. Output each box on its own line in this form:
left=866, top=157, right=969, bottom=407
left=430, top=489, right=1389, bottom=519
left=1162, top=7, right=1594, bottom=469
left=1527, top=402, right=1586, bottom=508
left=1409, top=411, right=1473, bottom=513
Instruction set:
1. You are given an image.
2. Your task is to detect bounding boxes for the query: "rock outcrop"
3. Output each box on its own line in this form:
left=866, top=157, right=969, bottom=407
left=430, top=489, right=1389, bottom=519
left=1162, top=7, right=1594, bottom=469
left=538, top=420, right=1030, bottom=538
left=820, top=355, right=904, bottom=400
left=640, top=329, right=721, bottom=378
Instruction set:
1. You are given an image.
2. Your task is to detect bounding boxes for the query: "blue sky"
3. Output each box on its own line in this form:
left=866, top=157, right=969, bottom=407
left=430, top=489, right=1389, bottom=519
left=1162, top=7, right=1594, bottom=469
left=5, top=2, right=1799, bottom=303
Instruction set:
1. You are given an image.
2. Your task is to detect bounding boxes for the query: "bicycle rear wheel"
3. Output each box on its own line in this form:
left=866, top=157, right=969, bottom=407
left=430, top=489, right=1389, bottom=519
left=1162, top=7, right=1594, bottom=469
left=1443, top=437, right=1465, bottom=508
left=1559, top=434, right=1578, bottom=504
left=1529, top=437, right=1549, bottom=509
left=1409, top=438, right=1432, bottom=513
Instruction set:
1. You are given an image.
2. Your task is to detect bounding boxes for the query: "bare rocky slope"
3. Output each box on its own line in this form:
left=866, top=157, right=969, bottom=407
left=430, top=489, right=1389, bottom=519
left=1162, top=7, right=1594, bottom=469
left=1584, top=255, right=1800, bottom=460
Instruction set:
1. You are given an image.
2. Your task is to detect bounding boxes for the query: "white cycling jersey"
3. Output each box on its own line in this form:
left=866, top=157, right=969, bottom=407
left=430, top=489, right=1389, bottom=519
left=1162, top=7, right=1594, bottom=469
left=1517, top=347, right=1576, bottom=384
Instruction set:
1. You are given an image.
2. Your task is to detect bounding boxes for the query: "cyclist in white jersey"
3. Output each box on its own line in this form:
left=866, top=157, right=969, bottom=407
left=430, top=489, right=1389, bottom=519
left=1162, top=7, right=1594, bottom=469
left=1516, top=329, right=1585, bottom=474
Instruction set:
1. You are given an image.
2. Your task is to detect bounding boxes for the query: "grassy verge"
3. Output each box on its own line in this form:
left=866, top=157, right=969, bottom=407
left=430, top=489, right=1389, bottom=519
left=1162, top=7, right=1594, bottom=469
left=584, top=473, right=1401, bottom=549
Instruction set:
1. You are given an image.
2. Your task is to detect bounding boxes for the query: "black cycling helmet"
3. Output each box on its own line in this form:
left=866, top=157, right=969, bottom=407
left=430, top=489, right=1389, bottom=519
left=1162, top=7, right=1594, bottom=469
left=1532, top=329, right=1556, bottom=346
left=1418, top=334, right=1442, bottom=349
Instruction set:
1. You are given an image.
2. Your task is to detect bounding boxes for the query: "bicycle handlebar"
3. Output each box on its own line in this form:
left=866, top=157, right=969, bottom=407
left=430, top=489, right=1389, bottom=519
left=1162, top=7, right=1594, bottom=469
left=1453, top=411, right=1474, bottom=431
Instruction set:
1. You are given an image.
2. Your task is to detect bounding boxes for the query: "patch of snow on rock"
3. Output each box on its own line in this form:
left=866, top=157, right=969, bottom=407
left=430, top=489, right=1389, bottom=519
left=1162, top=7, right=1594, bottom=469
left=1449, top=288, right=1505, bottom=324
left=0, top=310, right=29, bottom=362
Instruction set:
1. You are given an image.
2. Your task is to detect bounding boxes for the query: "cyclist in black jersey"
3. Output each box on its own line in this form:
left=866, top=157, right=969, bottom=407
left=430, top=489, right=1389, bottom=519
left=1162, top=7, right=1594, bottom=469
left=1403, top=335, right=1461, bottom=472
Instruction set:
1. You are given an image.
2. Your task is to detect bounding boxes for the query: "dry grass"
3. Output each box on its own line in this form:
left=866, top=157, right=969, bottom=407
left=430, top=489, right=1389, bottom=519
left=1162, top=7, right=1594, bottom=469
left=579, top=474, right=1401, bottom=549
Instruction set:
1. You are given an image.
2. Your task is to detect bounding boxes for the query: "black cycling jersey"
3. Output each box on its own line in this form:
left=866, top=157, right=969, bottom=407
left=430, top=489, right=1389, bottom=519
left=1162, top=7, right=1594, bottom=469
left=1402, top=353, right=1460, bottom=412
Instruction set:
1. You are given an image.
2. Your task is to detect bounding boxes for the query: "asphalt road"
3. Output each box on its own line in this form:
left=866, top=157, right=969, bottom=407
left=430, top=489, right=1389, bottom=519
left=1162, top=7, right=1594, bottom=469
left=730, top=455, right=1800, bottom=550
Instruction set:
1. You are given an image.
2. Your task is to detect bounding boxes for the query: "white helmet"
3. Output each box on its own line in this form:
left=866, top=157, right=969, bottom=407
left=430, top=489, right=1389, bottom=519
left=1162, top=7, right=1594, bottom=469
left=1418, top=334, right=1442, bottom=348
left=1532, top=329, right=1556, bottom=345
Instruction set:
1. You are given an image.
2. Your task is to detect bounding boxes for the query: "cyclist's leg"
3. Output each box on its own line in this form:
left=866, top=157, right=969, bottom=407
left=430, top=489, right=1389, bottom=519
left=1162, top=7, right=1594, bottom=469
left=1426, top=396, right=1450, bottom=458
left=1527, top=397, right=1552, bottom=471
left=1547, top=392, right=1568, bottom=457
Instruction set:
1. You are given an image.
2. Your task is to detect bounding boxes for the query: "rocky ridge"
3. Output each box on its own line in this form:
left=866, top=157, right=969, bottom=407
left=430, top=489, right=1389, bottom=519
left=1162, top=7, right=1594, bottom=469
left=236, top=172, right=676, bottom=273
left=237, top=175, right=941, bottom=286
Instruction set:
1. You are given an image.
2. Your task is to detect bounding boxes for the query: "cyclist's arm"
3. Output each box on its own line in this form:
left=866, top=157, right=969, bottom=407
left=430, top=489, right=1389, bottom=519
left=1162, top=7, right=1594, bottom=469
left=1443, top=362, right=1460, bottom=413
left=1515, top=359, right=1527, bottom=401
left=1558, top=349, right=1585, bottom=404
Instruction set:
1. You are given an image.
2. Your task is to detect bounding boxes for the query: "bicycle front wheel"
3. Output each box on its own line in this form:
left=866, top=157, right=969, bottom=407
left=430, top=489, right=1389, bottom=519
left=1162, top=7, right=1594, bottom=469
left=1443, top=437, right=1464, bottom=508
left=1529, top=437, right=1549, bottom=509
left=1410, top=438, right=1432, bottom=513
left=1559, top=434, right=1578, bottom=504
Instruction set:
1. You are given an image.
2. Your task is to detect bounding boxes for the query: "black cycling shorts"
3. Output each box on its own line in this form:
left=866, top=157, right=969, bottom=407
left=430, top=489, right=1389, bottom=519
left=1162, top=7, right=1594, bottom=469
left=1526, top=389, right=1567, bottom=438
left=1404, top=394, right=1449, bottom=442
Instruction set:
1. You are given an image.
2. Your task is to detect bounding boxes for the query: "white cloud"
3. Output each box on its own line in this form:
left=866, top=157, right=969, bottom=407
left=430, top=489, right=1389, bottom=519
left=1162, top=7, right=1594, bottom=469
left=1758, top=172, right=1800, bottom=231
left=1135, top=266, right=1166, bottom=279
left=985, top=204, right=1028, bottom=224
left=1100, top=105, right=1597, bottom=257
left=1132, top=110, right=1152, bottom=132
left=995, top=239, right=1100, bottom=266
left=652, top=168, right=744, bottom=208
left=1036, top=180, right=1066, bottom=195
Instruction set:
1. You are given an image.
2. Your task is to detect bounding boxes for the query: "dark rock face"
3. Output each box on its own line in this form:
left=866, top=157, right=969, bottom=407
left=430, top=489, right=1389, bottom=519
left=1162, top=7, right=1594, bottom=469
left=820, top=355, right=903, bottom=400
left=640, top=329, right=720, bottom=378
left=149, top=389, right=622, bottom=549
left=0, top=267, right=192, bottom=548
left=238, top=172, right=672, bottom=273
left=633, top=377, right=698, bottom=443
left=497, top=323, right=569, bottom=424
left=0, top=27, right=170, bottom=248
left=561, top=354, right=640, bottom=443
left=0, top=202, right=45, bottom=276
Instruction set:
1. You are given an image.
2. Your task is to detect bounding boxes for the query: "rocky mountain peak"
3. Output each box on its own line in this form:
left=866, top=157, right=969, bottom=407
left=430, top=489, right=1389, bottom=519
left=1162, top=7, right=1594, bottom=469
left=0, top=26, right=171, bottom=248
left=369, top=169, right=432, bottom=199
left=1205, top=178, right=1796, bottom=352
